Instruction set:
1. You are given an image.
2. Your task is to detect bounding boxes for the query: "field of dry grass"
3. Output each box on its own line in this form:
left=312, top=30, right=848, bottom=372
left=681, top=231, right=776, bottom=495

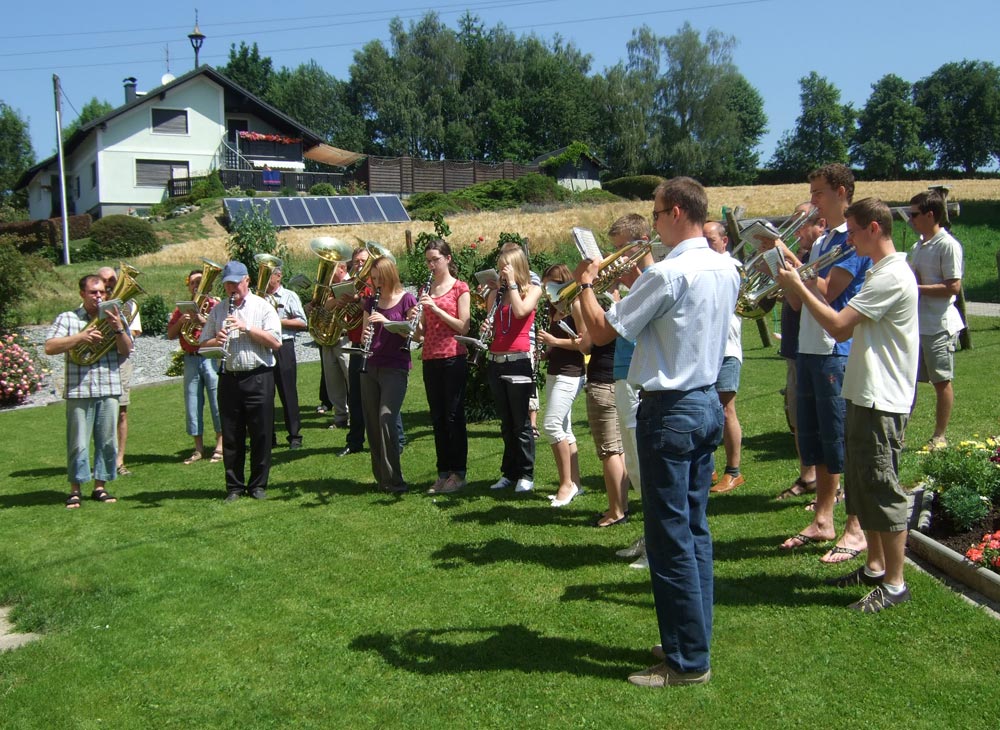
left=141, top=179, right=1000, bottom=265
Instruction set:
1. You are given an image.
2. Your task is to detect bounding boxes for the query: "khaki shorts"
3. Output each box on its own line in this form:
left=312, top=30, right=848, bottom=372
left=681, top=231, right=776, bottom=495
left=784, top=358, right=798, bottom=433
left=586, top=381, right=623, bottom=460
left=843, top=402, right=909, bottom=532
left=118, top=356, right=134, bottom=406
left=916, top=331, right=957, bottom=384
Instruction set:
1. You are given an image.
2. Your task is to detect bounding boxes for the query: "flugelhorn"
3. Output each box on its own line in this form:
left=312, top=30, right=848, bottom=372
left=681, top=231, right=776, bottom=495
left=306, top=237, right=353, bottom=346
left=180, top=258, right=223, bottom=348
left=69, top=263, right=145, bottom=366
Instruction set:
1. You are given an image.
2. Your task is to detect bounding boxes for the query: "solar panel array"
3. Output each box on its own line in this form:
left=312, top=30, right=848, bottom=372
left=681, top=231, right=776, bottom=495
left=224, top=195, right=410, bottom=229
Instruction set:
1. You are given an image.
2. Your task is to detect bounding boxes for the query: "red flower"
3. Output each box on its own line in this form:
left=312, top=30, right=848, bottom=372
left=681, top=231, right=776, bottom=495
left=470, top=243, right=478, bottom=250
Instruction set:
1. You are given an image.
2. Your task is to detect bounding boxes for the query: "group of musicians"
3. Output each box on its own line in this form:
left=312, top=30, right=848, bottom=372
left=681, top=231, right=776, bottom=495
left=46, top=169, right=961, bottom=688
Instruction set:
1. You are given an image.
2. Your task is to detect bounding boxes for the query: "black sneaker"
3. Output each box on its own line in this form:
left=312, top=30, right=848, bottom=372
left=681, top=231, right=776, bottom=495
left=336, top=446, right=362, bottom=457
left=848, top=585, right=911, bottom=613
left=824, top=566, right=883, bottom=588
left=224, top=490, right=244, bottom=503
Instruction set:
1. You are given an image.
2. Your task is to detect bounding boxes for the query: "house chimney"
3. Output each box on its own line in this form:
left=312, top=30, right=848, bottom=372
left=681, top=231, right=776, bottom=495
left=123, top=77, right=137, bottom=104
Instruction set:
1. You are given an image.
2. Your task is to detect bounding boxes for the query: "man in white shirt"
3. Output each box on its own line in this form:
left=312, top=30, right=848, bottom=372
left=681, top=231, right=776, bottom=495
left=266, top=266, right=308, bottom=450
left=777, top=198, right=918, bottom=612
left=907, top=191, right=964, bottom=450
left=574, top=177, right=740, bottom=688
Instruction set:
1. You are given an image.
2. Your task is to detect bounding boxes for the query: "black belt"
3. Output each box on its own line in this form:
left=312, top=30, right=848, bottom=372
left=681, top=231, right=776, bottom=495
left=639, top=384, right=713, bottom=400
left=222, top=365, right=271, bottom=378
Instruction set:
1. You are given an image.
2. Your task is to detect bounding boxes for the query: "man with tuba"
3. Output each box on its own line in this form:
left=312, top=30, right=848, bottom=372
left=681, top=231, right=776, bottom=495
left=265, top=263, right=308, bottom=450
left=98, top=266, right=142, bottom=477
left=200, top=261, right=282, bottom=502
left=45, top=274, right=133, bottom=509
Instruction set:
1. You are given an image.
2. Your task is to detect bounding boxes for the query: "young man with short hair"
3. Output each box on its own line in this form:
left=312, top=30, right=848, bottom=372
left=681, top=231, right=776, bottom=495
left=776, top=198, right=918, bottom=611
left=907, top=191, right=964, bottom=450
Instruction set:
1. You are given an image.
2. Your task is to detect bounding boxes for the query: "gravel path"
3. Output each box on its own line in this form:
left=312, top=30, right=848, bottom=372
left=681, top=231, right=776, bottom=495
left=13, top=325, right=322, bottom=411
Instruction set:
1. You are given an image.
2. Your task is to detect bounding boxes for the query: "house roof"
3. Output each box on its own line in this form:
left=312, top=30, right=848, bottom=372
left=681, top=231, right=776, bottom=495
left=16, top=65, right=352, bottom=190
left=531, top=146, right=607, bottom=169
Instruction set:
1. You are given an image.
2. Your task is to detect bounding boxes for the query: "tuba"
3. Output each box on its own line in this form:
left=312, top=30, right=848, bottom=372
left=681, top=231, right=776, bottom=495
left=547, top=240, right=652, bottom=315
left=306, top=237, right=354, bottom=346
left=69, top=263, right=146, bottom=366
left=180, top=258, right=223, bottom=348
left=254, top=253, right=283, bottom=308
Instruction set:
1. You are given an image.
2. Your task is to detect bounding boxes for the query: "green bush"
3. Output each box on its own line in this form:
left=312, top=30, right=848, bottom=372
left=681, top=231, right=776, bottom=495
left=89, top=215, right=161, bottom=258
left=139, top=294, right=169, bottom=336
left=572, top=188, right=621, bottom=205
left=226, top=204, right=290, bottom=278
left=278, top=185, right=298, bottom=198
left=188, top=171, right=225, bottom=203
left=513, top=173, right=568, bottom=205
left=244, top=189, right=256, bottom=198
left=938, top=486, right=990, bottom=533
left=309, top=182, right=337, bottom=196
left=0, top=239, right=30, bottom=332
left=603, top=175, right=666, bottom=200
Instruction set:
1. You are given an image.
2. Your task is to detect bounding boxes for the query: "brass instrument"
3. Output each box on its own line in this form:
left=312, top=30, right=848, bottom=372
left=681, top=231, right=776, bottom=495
left=337, top=240, right=396, bottom=333
left=402, top=273, right=433, bottom=352
left=736, top=242, right=855, bottom=319
left=69, top=263, right=145, bottom=366
left=306, top=237, right=353, bottom=346
left=254, top=253, right=283, bottom=308
left=180, top=258, right=223, bottom=348
left=359, top=287, right=381, bottom=374
left=547, top=240, right=652, bottom=315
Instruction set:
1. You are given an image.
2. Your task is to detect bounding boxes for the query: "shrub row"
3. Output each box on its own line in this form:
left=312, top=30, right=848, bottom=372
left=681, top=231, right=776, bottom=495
left=0, top=214, right=93, bottom=252
left=406, top=174, right=571, bottom=221
left=602, top=175, right=665, bottom=200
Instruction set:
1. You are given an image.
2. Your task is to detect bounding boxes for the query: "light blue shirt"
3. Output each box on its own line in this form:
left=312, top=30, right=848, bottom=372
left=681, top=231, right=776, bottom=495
left=605, top=237, right=740, bottom=392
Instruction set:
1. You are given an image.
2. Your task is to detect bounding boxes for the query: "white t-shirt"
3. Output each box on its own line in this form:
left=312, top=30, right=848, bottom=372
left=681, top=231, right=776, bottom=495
left=842, top=252, right=919, bottom=414
left=908, top=228, right=964, bottom=336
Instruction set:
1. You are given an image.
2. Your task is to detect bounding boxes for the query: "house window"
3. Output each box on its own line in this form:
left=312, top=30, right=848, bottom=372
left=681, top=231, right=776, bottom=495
left=90, top=162, right=97, bottom=189
left=151, top=108, right=188, bottom=135
left=136, top=159, right=188, bottom=187
left=75, top=176, right=81, bottom=199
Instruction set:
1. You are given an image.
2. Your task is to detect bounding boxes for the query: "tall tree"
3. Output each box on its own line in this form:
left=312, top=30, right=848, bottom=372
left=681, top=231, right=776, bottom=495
left=914, top=60, right=1000, bottom=173
left=218, top=42, right=274, bottom=99
left=771, top=72, right=853, bottom=177
left=0, top=101, right=35, bottom=207
left=851, top=74, right=931, bottom=178
left=267, top=61, right=365, bottom=153
left=62, top=97, right=114, bottom=140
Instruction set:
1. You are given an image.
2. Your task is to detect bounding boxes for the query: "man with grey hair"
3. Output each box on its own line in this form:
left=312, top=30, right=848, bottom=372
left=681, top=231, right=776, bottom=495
left=266, top=265, right=308, bottom=450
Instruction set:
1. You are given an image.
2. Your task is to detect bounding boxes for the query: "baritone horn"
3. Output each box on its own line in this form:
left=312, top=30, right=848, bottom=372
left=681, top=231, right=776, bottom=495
left=254, top=253, right=283, bottom=308
left=307, top=237, right=353, bottom=346
left=180, top=258, right=223, bottom=348
left=68, top=263, right=146, bottom=366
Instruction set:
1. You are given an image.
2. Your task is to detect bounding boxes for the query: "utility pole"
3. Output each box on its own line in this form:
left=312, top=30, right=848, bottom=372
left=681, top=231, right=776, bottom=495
left=53, top=74, right=71, bottom=265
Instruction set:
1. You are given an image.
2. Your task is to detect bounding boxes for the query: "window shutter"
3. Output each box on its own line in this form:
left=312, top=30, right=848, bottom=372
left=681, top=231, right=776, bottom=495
left=152, top=108, right=188, bottom=134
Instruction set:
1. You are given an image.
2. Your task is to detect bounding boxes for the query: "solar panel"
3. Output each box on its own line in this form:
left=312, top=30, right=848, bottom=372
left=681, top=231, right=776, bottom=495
left=353, top=196, right=386, bottom=223
left=304, top=197, right=336, bottom=225
left=329, top=197, right=362, bottom=225
left=223, top=195, right=410, bottom=229
left=375, top=195, right=409, bottom=222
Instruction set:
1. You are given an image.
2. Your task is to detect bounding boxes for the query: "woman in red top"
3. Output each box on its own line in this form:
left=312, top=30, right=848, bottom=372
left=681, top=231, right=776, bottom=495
left=486, top=247, right=542, bottom=493
left=419, top=239, right=471, bottom=494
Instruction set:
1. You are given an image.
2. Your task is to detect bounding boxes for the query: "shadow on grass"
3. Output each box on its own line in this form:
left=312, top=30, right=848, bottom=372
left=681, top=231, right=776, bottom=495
left=9, top=467, right=64, bottom=479
left=741, top=429, right=796, bottom=463
left=0, top=489, right=72, bottom=508
left=349, top=624, right=638, bottom=680
left=447, top=501, right=619, bottom=528
left=431, top=538, right=619, bottom=570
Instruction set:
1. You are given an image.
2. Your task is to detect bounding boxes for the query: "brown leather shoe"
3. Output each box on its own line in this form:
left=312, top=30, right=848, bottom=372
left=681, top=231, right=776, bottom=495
left=710, top=474, right=745, bottom=494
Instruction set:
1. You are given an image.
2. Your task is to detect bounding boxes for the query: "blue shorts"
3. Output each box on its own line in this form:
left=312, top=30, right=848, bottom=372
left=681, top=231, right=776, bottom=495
left=796, top=354, right=846, bottom=473
left=715, top=356, right=741, bottom=393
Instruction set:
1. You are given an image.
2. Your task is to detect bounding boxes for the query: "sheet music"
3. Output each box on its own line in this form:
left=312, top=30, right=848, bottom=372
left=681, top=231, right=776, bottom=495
left=571, top=227, right=602, bottom=260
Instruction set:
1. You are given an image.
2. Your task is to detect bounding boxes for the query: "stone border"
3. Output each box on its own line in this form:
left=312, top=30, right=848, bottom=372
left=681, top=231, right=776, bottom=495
left=0, top=606, right=41, bottom=652
left=908, top=531, right=1000, bottom=605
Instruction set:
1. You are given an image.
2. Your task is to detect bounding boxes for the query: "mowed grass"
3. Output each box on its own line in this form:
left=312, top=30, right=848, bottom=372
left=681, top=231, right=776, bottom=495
left=1, top=317, right=1000, bottom=729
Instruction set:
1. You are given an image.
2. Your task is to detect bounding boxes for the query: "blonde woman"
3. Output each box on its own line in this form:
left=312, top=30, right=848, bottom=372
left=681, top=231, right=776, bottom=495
left=487, top=247, right=542, bottom=492
left=538, top=264, right=587, bottom=507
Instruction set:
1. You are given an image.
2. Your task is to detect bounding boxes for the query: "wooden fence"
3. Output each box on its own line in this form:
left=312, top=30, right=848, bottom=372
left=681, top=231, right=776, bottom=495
left=357, top=156, right=540, bottom=195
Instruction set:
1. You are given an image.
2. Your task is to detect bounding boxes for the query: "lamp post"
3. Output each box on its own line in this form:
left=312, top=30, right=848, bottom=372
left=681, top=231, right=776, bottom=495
left=187, top=14, right=205, bottom=68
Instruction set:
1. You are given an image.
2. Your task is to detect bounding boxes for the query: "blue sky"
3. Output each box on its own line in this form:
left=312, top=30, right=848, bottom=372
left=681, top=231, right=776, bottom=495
left=4, top=0, right=998, bottom=166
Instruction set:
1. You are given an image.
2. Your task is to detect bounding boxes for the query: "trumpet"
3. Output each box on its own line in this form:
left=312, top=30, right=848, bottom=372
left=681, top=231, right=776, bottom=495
left=732, top=206, right=820, bottom=259
left=736, top=242, right=855, bottom=319
left=547, top=240, right=652, bottom=315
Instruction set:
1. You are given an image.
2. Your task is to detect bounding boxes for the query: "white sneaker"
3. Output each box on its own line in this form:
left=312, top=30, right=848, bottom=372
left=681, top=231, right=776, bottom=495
left=629, top=555, right=649, bottom=570
left=490, top=477, right=512, bottom=490
left=514, top=478, right=534, bottom=493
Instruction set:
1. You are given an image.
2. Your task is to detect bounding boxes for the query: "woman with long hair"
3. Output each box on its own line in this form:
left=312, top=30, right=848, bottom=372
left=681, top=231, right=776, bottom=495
left=486, top=246, right=542, bottom=493
left=359, top=256, right=417, bottom=493
left=419, top=239, right=471, bottom=494
left=538, top=264, right=587, bottom=507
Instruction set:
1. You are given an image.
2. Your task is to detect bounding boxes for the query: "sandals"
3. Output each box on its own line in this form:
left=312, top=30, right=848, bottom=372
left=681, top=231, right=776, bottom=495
left=805, top=487, right=845, bottom=513
left=780, top=533, right=830, bottom=550
left=91, top=487, right=117, bottom=504
left=183, top=451, right=204, bottom=465
left=209, top=449, right=224, bottom=463
left=116, top=465, right=132, bottom=476
left=776, top=477, right=816, bottom=501
left=66, top=492, right=82, bottom=510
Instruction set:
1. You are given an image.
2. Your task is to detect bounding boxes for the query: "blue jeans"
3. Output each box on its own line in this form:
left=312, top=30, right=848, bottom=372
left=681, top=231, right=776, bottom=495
left=184, top=354, right=221, bottom=437
left=66, top=396, right=118, bottom=485
left=636, top=386, right=723, bottom=674
left=796, top=354, right=847, bottom=473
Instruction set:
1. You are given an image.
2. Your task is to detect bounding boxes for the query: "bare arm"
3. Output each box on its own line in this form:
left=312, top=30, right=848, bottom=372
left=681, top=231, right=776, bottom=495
left=572, top=258, right=618, bottom=346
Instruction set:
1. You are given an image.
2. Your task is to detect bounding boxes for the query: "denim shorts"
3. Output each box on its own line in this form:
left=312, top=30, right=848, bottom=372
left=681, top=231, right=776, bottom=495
left=796, top=354, right=846, bottom=473
left=714, top=356, right=741, bottom=393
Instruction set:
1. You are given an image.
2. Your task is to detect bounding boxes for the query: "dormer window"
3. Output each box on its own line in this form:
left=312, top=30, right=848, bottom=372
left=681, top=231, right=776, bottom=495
left=152, top=108, right=188, bottom=135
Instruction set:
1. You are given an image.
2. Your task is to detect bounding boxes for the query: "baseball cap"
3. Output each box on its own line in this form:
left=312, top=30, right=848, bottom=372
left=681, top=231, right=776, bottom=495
left=221, top=261, right=249, bottom=284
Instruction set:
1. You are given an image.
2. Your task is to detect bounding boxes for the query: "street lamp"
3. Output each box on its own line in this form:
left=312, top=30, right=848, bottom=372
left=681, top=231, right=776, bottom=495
left=187, top=14, right=205, bottom=69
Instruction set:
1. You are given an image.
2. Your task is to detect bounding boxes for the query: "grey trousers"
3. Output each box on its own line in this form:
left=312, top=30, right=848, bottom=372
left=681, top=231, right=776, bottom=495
left=360, top=365, right=409, bottom=490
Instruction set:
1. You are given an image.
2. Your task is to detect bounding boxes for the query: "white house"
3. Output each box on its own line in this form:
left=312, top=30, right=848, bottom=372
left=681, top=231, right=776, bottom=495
left=16, top=66, right=360, bottom=221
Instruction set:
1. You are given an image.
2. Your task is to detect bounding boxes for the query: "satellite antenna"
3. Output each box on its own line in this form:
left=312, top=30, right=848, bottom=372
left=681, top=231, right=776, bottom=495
left=161, top=45, right=175, bottom=86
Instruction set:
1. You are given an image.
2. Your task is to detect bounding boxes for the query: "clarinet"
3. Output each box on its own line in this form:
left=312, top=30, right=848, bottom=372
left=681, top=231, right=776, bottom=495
left=469, top=281, right=507, bottom=366
left=401, top=273, right=434, bottom=352
left=219, top=294, right=237, bottom=372
left=359, top=287, right=381, bottom=374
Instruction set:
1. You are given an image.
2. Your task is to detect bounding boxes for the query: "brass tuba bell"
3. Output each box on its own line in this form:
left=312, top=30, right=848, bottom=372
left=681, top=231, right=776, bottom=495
left=307, top=237, right=353, bottom=346
left=69, top=263, right=146, bottom=366
left=254, top=253, right=284, bottom=308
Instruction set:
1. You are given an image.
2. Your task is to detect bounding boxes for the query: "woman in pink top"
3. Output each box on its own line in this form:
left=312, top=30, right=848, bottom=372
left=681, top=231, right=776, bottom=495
left=419, top=239, right=472, bottom=494
left=486, top=247, right=542, bottom=493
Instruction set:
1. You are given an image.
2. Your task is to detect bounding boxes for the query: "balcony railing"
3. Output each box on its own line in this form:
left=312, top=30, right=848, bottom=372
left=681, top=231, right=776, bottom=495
left=168, top=170, right=346, bottom=198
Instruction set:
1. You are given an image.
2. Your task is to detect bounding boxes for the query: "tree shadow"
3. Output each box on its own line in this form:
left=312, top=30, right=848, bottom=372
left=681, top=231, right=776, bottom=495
left=349, top=624, right=638, bottom=681
left=741, top=430, right=796, bottom=462
left=0, top=489, right=71, bottom=508
left=448, top=501, right=607, bottom=528
left=431, top=538, right=618, bottom=571
left=9, top=467, right=64, bottom=479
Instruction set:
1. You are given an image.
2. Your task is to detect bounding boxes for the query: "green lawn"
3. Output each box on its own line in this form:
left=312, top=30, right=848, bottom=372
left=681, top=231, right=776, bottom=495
left=1, top=318, right=999, bottom=729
